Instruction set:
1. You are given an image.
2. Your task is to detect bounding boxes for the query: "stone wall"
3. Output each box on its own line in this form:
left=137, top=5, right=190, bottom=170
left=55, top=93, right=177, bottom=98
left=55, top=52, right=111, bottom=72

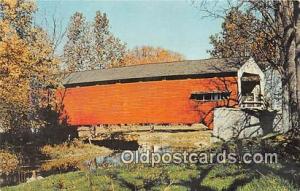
left=212, top=107, right=282, bottom=142
left=264, top=67, right=282, bottom=111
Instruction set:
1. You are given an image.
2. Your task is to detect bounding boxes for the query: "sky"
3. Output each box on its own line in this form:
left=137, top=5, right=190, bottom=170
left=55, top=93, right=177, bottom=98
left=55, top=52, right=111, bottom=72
left=36, top=0, right=223, bottom=60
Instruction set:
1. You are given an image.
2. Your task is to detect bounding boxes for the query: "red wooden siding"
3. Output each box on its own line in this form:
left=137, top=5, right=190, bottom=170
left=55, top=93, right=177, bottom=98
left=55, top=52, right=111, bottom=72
left=57, top=76, right=238, bottom=129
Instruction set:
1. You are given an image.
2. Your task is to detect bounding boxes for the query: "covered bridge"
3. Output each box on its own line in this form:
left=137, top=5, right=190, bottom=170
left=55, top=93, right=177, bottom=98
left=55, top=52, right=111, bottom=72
left=59, top=58, right=248, bottom=129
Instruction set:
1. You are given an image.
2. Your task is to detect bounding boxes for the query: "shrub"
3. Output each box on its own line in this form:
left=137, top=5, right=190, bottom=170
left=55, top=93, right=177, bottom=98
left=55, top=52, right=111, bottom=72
left=0, top=150, right=19, bottom=174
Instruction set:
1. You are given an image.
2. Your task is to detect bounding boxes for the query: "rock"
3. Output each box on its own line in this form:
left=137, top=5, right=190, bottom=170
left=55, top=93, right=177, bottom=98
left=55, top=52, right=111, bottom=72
left=26, top=171, right=43, bottom=183
left=191, top=123, right=207, bottom=130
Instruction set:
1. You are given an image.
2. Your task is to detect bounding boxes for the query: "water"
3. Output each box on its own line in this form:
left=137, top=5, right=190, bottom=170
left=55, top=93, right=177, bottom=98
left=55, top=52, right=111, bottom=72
left=90, top=139, right=139, bottom=151
left=90, top=142, right=185, bottom=167
left=1, top=139, right=198, bottom=187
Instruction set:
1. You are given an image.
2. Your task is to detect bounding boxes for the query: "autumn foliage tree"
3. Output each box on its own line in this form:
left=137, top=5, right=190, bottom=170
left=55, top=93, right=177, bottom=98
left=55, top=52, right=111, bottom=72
left=208, top=8, right=276, bottom=63
left=0, top=0, right=59, bottom=132
left=116, top=46, right=184, bottom=67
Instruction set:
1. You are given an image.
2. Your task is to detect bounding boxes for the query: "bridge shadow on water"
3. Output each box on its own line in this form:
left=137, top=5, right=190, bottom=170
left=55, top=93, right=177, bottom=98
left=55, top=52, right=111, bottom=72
left=89, top=139, right=140, bottom=151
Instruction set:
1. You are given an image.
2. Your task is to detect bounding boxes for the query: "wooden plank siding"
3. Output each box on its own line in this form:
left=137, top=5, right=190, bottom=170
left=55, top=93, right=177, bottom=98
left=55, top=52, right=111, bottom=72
left=57, top=76, right=238, bottom=129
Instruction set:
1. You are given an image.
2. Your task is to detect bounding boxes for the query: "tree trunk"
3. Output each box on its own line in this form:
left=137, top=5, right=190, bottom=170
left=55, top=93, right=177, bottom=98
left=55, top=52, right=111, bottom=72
left=295, top=1, right=300, bottom=128
left=279, top=1, right=298, bottom=131
left=282, top=77, right=291, bottom=132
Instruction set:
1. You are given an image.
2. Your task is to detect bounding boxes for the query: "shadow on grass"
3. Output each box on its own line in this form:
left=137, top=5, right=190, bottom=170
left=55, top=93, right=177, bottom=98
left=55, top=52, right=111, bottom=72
left=178, top=165, right=215, bottom=191
left=224, top=176, right=257, bottom=191
left=180, top=164, right=259, bottom=191
left=248, top=163, right=300, bottom=187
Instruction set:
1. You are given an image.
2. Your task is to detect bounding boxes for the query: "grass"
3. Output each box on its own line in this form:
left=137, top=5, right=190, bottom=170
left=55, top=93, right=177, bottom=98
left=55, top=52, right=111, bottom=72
left=3, top=132, right=300, bottom=190
left=3, top=163, right=298, bottom=191
left=40, top=140, right=112, bottom=171
left=136, top=126, right=212, bottom=150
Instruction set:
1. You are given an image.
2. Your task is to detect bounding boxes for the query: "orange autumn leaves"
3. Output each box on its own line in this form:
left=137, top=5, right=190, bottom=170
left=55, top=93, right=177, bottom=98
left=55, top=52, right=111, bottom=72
left=0, top=150, right=19, bottom=174
left=209, top=8, right=276, bottom=62
left=111, top=46, right=185, bottom=68
left=0, top=0, right=58, bottom=130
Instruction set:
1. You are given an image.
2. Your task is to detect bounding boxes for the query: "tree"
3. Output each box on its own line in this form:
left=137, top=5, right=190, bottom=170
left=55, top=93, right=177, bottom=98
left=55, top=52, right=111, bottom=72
left=63, top=12, right=92, bottom=72
left=117, top=46, right=184, bottom=67
left=201, top=0, right=299, bottom=131
left=273, top=0, right=299, bottom=131
left=0, top=0, right=59, bottom=132
left=208, top=8, right=276, bottom=63
left=93, top=11, right=126, bottom=69
left=296, top=1, right=300, bottom=125
left=63, top=11, right=125, bottom=71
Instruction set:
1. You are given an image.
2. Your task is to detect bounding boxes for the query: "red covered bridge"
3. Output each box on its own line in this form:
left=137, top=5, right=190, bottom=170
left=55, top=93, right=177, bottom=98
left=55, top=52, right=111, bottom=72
left=58, top=58, right=242, bottom=129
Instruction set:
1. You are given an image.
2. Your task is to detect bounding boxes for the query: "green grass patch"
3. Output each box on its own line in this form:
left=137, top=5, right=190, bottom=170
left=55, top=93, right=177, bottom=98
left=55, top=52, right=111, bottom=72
left=3, top=163, right=298, bottom=191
